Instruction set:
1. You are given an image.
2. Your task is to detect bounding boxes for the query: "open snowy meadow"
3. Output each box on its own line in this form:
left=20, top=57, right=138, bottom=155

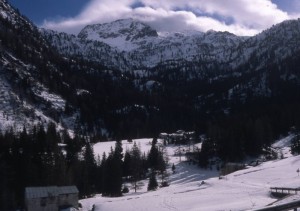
left=80, top=136, right=300, bottom=211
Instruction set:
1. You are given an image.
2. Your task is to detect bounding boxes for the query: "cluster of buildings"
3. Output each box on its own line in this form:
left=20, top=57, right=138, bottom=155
left=159, top=130, right=196, bottom=145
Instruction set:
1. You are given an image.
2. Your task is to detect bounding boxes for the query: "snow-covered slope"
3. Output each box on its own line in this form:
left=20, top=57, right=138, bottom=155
left=80, top=137, right=300, bottom=211
left=0, top=0, right=77, bottom=132
left=0, top=52, right=66, bottom=132
left=231, top=19, right=300, bottom=69
left=40, top=29, right=129, bottom=70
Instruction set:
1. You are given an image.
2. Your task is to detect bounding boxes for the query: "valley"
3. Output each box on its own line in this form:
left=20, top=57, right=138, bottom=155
left=1, top=0, right=300, bottom=210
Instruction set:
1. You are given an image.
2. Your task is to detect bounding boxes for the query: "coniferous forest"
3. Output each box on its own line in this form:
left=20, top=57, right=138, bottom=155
left=0, top=125, right=168, bottom=210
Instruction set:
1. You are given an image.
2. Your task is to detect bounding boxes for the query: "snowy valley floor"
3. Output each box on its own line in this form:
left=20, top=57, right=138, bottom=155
left=80, top=137, right=300, bottom=211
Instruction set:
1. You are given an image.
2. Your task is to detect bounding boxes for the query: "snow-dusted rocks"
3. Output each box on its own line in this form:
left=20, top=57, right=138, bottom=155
left=78, top=18, right=158, bottom=51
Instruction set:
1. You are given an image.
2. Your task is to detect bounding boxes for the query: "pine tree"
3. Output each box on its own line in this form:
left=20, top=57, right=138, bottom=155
left=36, top=124, right=46, bottom=152
left=172, top=163, right=176, bottom=173
left=114, top=139, right=123, bottom=162
left=82, top=141, right=96, bottom=196
left=111, top=140, right=123, bottom=196
left=102, top=143, right=123, bottom=197
left=130, top=142, right=142, bottom=192
left=101, top=152, right=110, bottom=196
left=64, top=131, right=80, bottom=167
left=123, top=150, right=132, bottom=177
left=291, top=135, right=300, bottom=154
left=157, top=149, right=167, bottom=184
left=148, top=138, right=159, bottom=170
left=46, top=122, right=60, bottom=152
left=147, top=170, right=158, bottom=191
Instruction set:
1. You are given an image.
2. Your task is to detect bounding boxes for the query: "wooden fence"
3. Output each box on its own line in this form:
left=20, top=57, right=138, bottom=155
left=270, top=187, right=300, bottom=197
left=252, top=187, right=300, bottom=211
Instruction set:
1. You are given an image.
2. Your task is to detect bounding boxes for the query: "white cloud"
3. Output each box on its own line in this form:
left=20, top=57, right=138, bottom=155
left=42, top=0, right=297, bottom=36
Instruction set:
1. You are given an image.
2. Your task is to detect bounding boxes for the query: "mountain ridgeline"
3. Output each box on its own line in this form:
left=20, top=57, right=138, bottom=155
left=1, top=0, right=300, bottom=159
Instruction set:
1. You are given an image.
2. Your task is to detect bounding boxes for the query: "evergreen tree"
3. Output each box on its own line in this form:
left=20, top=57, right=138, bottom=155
left=36, top=124, right=46, bottom=152
left=130, top=142, right=142, bottom=192
left=123, top=150, right=132, bottom=177
left=291, top=134, right=300, bottom=155
left=111, top=140, right=123, bottom=196
left=95, top=155, right=103, bottom=193
left=46, top=122, right=60, bottom=152
left=157, top=149, right=167, bottom=184
left=101, top=152, right=110, bottom=196
left=147, top=170, right=158, bottom=191
left=114, top=139, right=123, bottom=162
left=65, top=134, right=82, bottom=167
left=82, top=141, right=96, bottom=196
left=172, top=163, right=176, bottom=173
left=148, top=138, right=160, bottom=170
left=102, top=145, right=123, bottom=197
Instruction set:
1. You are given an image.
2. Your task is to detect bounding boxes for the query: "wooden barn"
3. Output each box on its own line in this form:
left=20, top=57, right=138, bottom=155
left=25, top=186, right=79, bottom=211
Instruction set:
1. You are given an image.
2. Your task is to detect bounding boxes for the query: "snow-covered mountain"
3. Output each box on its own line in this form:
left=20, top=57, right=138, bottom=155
left=230, top=19, right=300, bottom=70
left=43, top=18, right=300, bottom=74
left=43, top=19, right=245, bottom=70
left=78, top=18, right=158, bottom=51
left=53, top=18, right=300, bottom=99
left=40, top=29, right=129, bottom=70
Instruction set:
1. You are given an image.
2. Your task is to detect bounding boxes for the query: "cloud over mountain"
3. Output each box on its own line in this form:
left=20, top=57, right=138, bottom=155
left=42, top=0, right=298, bottom=35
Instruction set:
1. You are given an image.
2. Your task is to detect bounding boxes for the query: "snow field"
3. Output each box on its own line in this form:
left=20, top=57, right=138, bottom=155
left=80, top=137, right=300, bottom=211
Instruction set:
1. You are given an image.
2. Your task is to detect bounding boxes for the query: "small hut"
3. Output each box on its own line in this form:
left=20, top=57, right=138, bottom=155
left=25, top=186, right=79, bottom=211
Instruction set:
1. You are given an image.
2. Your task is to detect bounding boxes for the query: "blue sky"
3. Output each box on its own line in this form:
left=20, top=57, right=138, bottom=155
left=8, top=0, right=88, bottom=25
left=7, top=0, right=300, bottom=36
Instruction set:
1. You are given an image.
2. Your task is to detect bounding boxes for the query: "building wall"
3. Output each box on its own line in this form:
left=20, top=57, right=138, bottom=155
left=26, top=197, right=58, bottom=211
left=26, top=193, right=78, bottom=211
left=58, top=193, right=78, bottom=208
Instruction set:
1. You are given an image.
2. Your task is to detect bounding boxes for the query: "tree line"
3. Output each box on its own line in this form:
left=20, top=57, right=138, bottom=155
left=0, top=124, right=167, bottom=210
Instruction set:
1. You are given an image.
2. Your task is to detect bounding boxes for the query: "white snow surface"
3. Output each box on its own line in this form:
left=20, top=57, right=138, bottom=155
left=80, top=137, right=300, bottom=211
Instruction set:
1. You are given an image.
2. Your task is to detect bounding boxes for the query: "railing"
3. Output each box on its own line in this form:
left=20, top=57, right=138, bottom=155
left=252, top=187, right=300, bottom=211
left=270, top=187, right=300, bottom=195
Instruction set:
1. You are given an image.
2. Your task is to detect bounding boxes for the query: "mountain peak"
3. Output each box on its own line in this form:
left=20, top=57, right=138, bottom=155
left=78, top=18, right=158, bottom=49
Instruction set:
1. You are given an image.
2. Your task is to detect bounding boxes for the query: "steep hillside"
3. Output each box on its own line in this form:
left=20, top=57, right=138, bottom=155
left=0, top=0, right=84, bottom=133
left=40, top=29, right=129, bottom=70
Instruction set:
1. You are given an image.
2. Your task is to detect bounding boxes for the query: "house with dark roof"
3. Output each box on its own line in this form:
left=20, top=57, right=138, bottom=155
left=25, top=186, right=79, bottom=211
